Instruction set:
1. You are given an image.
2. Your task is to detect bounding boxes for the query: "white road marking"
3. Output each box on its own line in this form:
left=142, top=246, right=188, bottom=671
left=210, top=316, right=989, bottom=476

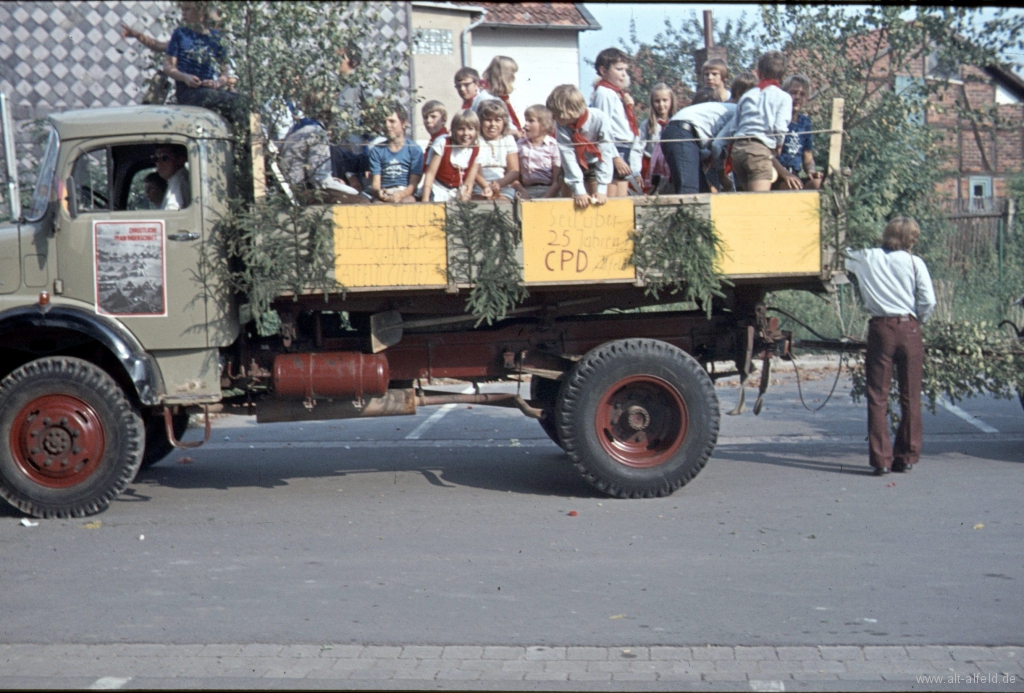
left=938, top=398, right=999, bottom=433
left=404, top=386, right=475, bottom=440
left=90, top=678, right=130, bottom=690
left=750, top=681, right=785, bottom=692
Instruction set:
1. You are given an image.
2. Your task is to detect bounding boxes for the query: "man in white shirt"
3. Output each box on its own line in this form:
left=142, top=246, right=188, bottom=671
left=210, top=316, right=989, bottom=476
left=153, top=145, right=190, bottom=211
left=845, top=217, right=936, bottom=476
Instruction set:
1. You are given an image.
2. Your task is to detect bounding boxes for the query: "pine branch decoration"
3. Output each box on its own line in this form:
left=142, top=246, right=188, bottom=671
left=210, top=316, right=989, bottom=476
left=445, top=201, right=528, bottom=326
left=630, top=202, right=732, bottom=318
left=210, top=193, right=344, bottom=336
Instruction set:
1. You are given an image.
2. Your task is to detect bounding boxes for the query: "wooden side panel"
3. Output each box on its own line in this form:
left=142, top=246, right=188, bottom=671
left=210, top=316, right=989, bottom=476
left=333, top=204, right=448, bottom=288
left=710, top=191, right=821, bottom=276
left=520, top=199, right=635, bottom=284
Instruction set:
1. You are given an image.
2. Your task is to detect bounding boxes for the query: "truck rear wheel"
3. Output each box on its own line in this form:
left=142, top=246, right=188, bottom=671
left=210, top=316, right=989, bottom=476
left=530, top=375, right=564, bottom=448
left=556, top=339, right=719, bottom=498
left=0, top=357, right=144, bottom=518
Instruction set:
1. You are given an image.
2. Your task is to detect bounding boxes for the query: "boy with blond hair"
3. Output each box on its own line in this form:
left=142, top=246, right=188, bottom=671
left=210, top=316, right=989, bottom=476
left=701, top=58, right=731, bottom=102
left=546, top=84, right=616, bottom=210
left=589, top=47, right=642, bottom=197
left=421, top=100, right=448, bottom=166
left=730, top=51, right=792, bottom=192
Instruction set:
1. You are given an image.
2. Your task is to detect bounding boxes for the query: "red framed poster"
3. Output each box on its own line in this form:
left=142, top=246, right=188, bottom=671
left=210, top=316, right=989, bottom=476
left=94, top=220, right=167, bottom=317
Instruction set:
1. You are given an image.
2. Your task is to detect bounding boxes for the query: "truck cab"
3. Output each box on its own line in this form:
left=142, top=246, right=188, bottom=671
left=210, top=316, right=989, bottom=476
left=1, top=106, right=240, bottom=406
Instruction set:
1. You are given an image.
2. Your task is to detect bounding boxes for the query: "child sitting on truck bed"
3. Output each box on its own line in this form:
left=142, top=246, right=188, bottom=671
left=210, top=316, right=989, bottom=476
left=368, top=103, right=423, bottom=204
left=454, top=67, right=494, bottom=114
left=473, top=99, right=520, bottom=203
left=547, top=84, right=616, bottom=210
left=516, top=105, right=561, bottom=200
left=776, top=74, right=823, bottom=190
left=420, top=109, right=482, bottom=202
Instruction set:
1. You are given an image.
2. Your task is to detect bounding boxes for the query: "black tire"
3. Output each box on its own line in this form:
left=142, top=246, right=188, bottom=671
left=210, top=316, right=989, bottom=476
left=556, top=339, right=719, bottom=498
left=0, top=357, right=144, bottom=518
left=139, top=409, right=189, bottom=469
left=530, top=375, right=564, bottom=448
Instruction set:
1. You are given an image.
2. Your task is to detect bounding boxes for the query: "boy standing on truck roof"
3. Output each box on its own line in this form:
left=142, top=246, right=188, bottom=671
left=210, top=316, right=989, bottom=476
left=162, top=1, right=245, bottom=126
left=368, top=104, right=423, bottom=204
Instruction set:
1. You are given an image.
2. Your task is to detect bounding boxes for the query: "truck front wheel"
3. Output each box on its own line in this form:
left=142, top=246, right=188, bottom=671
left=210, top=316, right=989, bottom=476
left=0, top=357, right=144, bottom=517
left=556, top=339, right=719, bottom=498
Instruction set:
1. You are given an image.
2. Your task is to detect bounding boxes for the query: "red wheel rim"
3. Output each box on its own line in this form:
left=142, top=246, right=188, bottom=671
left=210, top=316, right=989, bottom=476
left=594, top=375, right=688, bottom=468
left=9, top=395, right=105, bottom=488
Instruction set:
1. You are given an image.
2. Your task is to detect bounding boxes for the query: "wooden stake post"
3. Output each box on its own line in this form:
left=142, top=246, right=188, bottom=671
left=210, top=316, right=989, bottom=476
left=827, top=98, right=845, bottom=176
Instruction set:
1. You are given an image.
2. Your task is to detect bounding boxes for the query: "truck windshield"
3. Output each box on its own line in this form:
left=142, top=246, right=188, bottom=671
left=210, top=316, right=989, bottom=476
left=26, top=128, right=59, bottom=221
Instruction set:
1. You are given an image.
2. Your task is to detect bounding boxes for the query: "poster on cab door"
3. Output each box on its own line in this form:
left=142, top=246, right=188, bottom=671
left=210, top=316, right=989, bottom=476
left=94, top=220, right=167, bottom=317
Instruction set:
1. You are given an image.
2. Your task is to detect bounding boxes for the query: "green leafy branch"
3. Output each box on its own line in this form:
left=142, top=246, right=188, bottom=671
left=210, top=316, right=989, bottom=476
left=630, top=202, right=732, bottom=318
left=445, top=201, right=528, bottom=326
left=211, top=193, right=343, bottom=336
left=849, top=319, right=1024, bottom=416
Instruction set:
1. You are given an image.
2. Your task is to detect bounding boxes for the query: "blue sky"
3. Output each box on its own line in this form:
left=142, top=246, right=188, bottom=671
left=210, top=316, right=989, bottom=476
left=577, top=3, right=758, bottom=82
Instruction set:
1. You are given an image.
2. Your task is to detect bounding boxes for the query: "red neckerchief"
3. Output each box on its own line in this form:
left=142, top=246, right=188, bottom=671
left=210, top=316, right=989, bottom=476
left=597, top=80, right=639, bottom=136
left=423, top=126, right=448, bottom=165
left=568, top=111, right=602, bottom=171
left=462, top=96, right=474, bottom=110
left=498, top=94, right=521, bottom=130
left=429, top=127, right=449, bottom=145
left=758, top=79, right=780, bottom=90
left=657, top=118, right=668, bottom=127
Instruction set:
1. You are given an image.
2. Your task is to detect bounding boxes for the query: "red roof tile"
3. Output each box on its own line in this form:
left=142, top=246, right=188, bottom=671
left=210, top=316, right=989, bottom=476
left=448, top=2, right=599, bottom=29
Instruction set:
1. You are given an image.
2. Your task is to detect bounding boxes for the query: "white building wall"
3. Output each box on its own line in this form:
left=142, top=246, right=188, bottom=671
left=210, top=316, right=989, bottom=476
left=470, top=28, right=581, bottom=126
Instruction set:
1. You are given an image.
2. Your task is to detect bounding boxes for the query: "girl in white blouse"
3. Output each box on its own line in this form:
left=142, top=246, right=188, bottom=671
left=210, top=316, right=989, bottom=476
left=472, top=99, right=520, bottom=203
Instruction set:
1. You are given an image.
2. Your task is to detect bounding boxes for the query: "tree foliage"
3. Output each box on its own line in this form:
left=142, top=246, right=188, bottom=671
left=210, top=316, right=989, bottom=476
left=143, top=1, right=409, bottom=142
left=618, top=12, right=760, bottom=118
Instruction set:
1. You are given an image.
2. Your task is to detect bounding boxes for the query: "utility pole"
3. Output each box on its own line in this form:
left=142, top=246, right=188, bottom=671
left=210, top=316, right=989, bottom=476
left=693, top=10, right=728, bottom=88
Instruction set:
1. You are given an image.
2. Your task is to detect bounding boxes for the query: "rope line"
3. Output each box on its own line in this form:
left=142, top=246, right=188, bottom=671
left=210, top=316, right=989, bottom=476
left=267, top=128, right=846, bottom=148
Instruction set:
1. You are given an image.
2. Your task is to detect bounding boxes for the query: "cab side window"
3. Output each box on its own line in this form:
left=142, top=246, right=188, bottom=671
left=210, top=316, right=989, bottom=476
left=70, top=148, right=110, bottom=213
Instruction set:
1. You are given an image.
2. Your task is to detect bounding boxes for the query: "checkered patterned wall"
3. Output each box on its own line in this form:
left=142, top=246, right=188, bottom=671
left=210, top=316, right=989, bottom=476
left=1, top=0, right=410, bottom=211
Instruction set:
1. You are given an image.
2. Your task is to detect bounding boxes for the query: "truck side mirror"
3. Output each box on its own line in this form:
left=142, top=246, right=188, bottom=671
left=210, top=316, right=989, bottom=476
left=65, top=176, right=78, bottom=219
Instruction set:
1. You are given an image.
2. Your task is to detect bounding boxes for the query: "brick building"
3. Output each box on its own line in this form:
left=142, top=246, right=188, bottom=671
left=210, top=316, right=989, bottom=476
left=925, top=63, right=1024, bottom=202
left=796, top=28, right=1024, bottom=204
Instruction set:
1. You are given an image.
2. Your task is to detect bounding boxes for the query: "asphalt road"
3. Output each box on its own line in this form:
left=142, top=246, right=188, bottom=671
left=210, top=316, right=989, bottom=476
left=1, top=367, right=1022, bottom=651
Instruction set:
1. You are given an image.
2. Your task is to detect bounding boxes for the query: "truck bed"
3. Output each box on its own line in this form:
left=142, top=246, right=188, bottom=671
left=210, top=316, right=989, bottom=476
left=279, top=191, right=836, bottom=317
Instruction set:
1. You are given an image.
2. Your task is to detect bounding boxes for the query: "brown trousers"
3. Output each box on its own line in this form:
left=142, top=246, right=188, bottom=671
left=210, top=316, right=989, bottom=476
left=866, top=316, right=924, bottom=469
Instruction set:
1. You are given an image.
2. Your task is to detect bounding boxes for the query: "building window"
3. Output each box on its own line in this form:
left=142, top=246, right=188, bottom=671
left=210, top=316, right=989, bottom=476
left=894, top=76, right=926, bottom=126
left=968, top=176, right=993, bottom=210
left=414, top=28, right=453, bottom=55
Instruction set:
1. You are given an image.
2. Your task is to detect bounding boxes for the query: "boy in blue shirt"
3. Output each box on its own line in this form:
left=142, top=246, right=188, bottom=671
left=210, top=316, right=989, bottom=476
left=777, top=74, right=824, bottom=190
left=368, top=104, right=423, bottom=203
left=162, top=1, right=245, bottom=126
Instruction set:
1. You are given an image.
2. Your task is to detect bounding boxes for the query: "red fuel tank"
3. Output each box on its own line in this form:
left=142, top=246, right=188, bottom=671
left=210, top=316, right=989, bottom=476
left=273, top=352, right=389, bottom=400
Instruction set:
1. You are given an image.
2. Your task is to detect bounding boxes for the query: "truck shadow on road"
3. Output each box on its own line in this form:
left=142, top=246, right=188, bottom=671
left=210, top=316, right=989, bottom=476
left=130, top=445, right=608, bottom=498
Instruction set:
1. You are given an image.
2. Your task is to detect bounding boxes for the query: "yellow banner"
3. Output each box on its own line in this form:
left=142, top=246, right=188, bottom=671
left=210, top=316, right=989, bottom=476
left=520, top=199, right=635, bottom=283
left=710, top=192, right=821, bottom=276
left=333, top=204, right=448, bottom=287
